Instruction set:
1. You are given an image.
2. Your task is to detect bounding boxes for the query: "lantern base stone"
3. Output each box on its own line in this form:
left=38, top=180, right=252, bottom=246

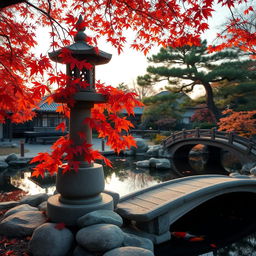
left=47, top=193, right=113, bottom=226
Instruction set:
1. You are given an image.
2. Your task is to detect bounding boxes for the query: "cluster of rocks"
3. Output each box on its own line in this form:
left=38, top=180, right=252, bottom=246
left=124, top=138, right=171, bottom=158
left=136, top=158, right=171, bottom=169
left=0, top=193, right=155, bottom=256
left=0, top=141, right=18, bottom=148
left=228, top=162, right=256, bottom=178
left=0, top=153, right=31, bottom=171
left=123, top=138, right=172, bottom=170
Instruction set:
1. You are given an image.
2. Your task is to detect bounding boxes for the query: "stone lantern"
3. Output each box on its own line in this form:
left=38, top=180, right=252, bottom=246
left=47, top=15, right=113, bottom=225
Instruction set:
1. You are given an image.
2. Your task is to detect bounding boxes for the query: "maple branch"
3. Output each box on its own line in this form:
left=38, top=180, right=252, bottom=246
left=118, top=0, right=164, bottom=26
left=0, top=0, right=25, bottom=9
left=0, top=33, right=13, bottom=57
left=23, top=0, right=68, bottom=35
left=0, top=60, right=21, bottom=89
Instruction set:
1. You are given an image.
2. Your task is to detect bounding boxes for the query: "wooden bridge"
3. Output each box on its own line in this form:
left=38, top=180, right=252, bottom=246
left=162, top=128, right=256, bottom=173
left=116, top=174, right=256, bottom=244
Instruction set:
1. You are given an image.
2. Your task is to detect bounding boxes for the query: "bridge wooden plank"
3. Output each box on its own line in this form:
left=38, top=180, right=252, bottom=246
left=117, top=176, right=246, bottom=216
left=118, top=201, right=149, bottom=213
left=136, top=195, right=166, bottom=205
left=164, top=183, right=201, bottom=193
left=128, top=197, right=160, bottom=209
left=119, top=189, right=186, bottom=214
left=147, top=188, right=185, bottom=200
left=182, top=180, right=220, bottom=187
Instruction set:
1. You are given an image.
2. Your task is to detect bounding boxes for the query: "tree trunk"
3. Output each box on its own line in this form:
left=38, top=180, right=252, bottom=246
left=203, top=82, right=220, bottom=121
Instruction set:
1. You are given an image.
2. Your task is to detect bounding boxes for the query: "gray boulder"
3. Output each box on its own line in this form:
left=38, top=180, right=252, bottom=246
left=136, top=160, right=150, bottom=168
left=0, top=201, right=19, bottom=210
left=129, top=138, right=149, bottom=155
left=8, top=159, right=29, bottom=168
left=149, top=158, right=171, bottom=169
left=146, top=145, right=161, bottom=157
left=76, top=224, right=124, bottom=252
left=250, top=166, right=256, bottom=177
left=29, top=223, right=74, bottom=256
left=0, top=211, right=47, bottom=237
left=156, top=160, right=171, bottom=169
left=77, top=210, right=123, bottom=228
left=229, top=172, right=250, bottom=178
left=73, top=246, right=94, bottom=256
left=123, top=233, right=154, bottom=251
left=241, top=162, right=256, bottom=174
left=103, top=246, right=154, bottom=256
left=5, top=153, right=18, bottom=163
left=158, top=148, right=172, bottom=158
left=4, top=204, right=38, bottom=218
left=20, top=193, right=49, bottom=207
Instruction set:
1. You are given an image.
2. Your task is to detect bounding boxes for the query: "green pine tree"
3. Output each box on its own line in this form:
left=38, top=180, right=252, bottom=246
left=138, top=40, right=256, bottom=120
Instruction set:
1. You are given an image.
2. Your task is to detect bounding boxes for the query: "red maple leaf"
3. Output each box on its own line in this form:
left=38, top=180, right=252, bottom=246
left=56, top=122, right=66, bottom=132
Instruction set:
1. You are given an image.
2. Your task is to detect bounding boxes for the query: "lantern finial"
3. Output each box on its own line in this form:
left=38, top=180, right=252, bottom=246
left=74, top=15, right=87, bottom=42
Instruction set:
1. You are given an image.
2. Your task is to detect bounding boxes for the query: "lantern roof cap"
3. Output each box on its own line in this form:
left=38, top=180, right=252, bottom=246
left=48, top=15, right=111, bottom=65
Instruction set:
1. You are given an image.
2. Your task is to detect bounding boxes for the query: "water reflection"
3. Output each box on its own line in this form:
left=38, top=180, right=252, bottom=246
left=0, top=156, right=177, bottom=196
left=0, top=154, right=255, bottom=256
left=102, top=156, right=176, bottom=196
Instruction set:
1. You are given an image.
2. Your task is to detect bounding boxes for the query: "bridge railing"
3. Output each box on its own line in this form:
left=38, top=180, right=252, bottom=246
left=163, top=128, right=256, bottom=155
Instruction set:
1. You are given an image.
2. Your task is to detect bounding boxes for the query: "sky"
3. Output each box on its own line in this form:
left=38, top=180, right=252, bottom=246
left=35, top=4, right=230, bottom=98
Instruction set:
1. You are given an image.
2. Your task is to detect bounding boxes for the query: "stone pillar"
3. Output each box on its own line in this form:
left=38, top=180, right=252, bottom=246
left=47, top=101, right=114, bottom=225
left=47, top=15, right=114, bottom=226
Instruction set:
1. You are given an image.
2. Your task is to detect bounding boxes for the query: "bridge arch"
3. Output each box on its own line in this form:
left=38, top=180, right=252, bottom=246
left=155, top=191, right=256, bottom=255
left=116, top=175, right=256, bottom=244
left=163, top=129, right=256, bottom=173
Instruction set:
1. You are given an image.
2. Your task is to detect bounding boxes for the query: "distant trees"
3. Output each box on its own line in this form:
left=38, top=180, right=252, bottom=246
left=138, top=41, right=256, bottom=120
left=140, top=92, right=187, bottom=130
left=215, top=81, right=256, bottom=111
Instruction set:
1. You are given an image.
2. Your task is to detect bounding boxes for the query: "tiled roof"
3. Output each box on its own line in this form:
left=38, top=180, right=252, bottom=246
left=36, top=96, right=60, bottom=112
left=37, top=100, right=60, bottom=112
left=37, top=98, right=144, bottom=115
left=121, top=107, right=144, bottom=115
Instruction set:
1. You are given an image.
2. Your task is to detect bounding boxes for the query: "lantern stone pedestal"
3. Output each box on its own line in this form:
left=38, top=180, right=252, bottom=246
left=47, top=164, right=113, bottom=225
left=47, top=16, right=114, bottom=226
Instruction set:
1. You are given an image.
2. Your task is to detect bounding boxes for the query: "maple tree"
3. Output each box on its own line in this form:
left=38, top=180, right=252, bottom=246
left=0, top=0, right=254, bottom=176
left=218, top=109, right=256, bottom=137
left=209, top=0, right=256, bottom=58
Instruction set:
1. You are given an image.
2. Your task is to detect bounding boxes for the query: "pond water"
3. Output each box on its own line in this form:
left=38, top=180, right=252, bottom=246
left=1, top=151, right=256, bottom=256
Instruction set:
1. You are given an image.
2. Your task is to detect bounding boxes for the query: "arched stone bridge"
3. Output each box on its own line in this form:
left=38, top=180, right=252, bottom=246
left=116, top=174, right=256, bottom=244
left=162, top=128, right=256, bottom=173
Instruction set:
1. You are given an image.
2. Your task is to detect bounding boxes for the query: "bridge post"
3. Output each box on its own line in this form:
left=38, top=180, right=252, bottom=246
left=195, top=127, right=200, bottom=138
left=182, top=129, right=186, bottom=139
left=211, top=127, right=216, bottom=140
left=228, top=131, right=234, bottom=144
left=135, top=212, right=171, bottom=243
